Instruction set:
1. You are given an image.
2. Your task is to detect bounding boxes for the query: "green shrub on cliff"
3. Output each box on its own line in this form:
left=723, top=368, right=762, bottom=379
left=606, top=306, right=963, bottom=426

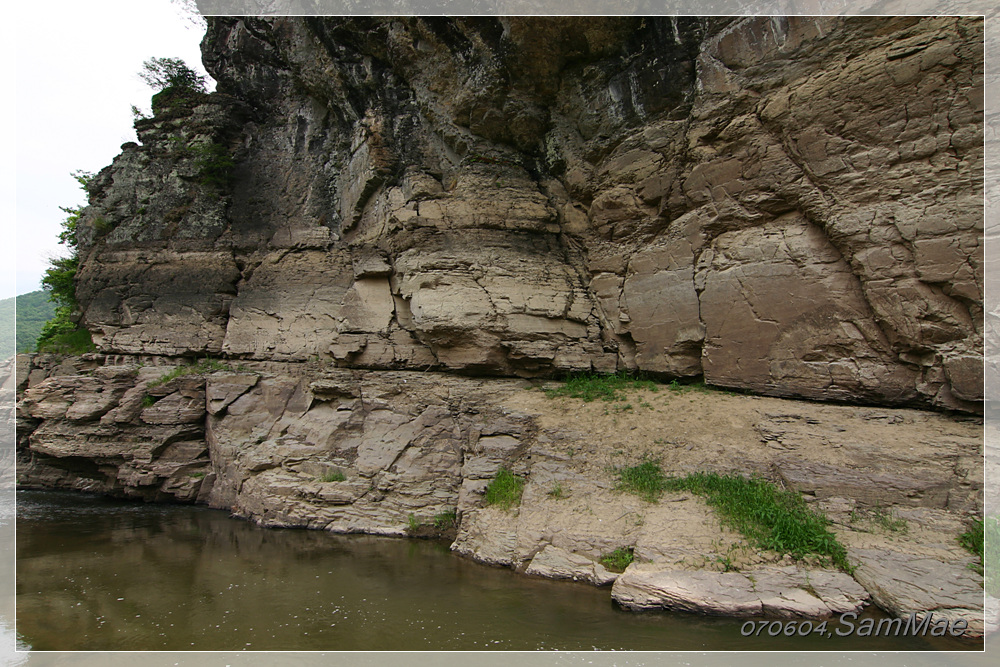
left=139, top=57, right=207, bottom=93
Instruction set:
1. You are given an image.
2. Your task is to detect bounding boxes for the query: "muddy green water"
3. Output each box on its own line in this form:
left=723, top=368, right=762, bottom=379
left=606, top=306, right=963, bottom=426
left=15, top=490, right=980, bottom=652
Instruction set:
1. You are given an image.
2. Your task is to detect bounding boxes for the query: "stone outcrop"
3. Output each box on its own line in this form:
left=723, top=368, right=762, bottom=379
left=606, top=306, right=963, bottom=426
left=15, top=355, right=988, bottom=634
left=65, top=16, right=983, bottom=412
left=611, top=565, right=869, bottom=618
left=12, top=13, right=990, bottom=640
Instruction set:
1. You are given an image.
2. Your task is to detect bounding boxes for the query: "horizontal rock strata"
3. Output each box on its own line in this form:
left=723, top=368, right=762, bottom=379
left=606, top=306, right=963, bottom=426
left=15, top=355, right=987, bottom=634
left=64, top=16, right=984, bottom=412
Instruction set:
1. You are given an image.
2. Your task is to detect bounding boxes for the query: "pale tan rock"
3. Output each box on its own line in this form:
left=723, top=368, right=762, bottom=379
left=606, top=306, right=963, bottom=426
left=525, top=545, right=618, bottom=586
left=611, top=564, right=867, bottom=618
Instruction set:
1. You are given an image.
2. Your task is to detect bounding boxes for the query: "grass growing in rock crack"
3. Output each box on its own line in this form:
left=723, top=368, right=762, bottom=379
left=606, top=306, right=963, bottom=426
left=544, top=371, right=658, bottom=403
left=600, top=547, right=634, bottom=573
left=850, top=504, right=908, bottom=534
left=433, top=510, right=457, bottom=529
left=663, top=471, right=852, bottom=572
left=484, top=468, right=525, bottom=510
left=147, top=358, right=241, bottom=388
left=320, top=470, right=346, bottom=483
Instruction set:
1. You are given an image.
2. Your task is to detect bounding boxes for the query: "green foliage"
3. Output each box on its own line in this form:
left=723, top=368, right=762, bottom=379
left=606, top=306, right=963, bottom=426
left=140, top=395, right=158, bottom=408
left=320, top=470, right=346, bottom=483
left=544, top=371, right=658, bottom=403
left=139, top=57, right=207, bottom=93
left=546, top=483, right=567, bottom=500
left=34, top=171, right=96, bottom=354
left=615, top=460, right=667, bottom=502
left=849, top=504, right=908, bottom=534
left=147, top=358, right=237, bottom=388
left=484, top=468, right=525, bottom=510
left=407, top=513, right=421, bottom=532
left=663, top=472, right=851, bottom=572
left=599, top=547, right=634, bottom=573
left=34, top=326, right=95, bottom=355
left=191, top=142, right=235, bottom=188
left=433, top=510, right=457, bottom=530
left=958, top=516, right=996, bottom=593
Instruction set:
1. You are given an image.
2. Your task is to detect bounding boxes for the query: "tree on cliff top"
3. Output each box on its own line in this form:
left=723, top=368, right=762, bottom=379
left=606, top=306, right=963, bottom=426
left=139, top=57, right=207, bottom=93
left=35, top=171, right=96, bottom=354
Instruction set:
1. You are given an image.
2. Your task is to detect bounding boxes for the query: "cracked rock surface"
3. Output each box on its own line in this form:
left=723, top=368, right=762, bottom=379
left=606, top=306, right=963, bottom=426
left=67, top=16, right=983, bottom=411
left=15, top=356, right=987, bottom=634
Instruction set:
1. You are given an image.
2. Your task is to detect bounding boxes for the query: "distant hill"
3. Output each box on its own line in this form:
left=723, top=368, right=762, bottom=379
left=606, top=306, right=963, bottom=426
left=0, top=291, right=57, bottom=358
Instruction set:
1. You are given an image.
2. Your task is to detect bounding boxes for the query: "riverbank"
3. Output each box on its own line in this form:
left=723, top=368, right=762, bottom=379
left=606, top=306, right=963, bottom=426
left=13, top=354, right=992, bottom=637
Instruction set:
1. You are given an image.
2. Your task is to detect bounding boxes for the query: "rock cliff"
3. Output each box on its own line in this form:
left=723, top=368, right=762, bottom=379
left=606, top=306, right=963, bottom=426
left=70, top=16, right=983, bottom=411
left=15, top=16, right=990, bottom=636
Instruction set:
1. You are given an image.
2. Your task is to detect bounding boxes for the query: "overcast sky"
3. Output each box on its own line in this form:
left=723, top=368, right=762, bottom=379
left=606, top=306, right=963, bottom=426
left=6, top=0, right=212, bottom=299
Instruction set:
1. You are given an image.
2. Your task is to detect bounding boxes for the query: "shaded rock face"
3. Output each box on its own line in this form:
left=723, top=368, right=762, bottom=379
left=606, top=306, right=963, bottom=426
left=73, top=16, right=982, bottom=410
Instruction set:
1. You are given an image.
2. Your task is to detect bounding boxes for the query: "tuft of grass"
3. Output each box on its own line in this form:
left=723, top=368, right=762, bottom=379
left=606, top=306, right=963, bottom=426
left=320, top=470, right=346, bottom=483
left=663, top=471, right=852, bottom=572
left=190, top=471, right=206, bottom=479
left=615, top=460, right=667, bottom=502
left=600, top=547, right=634, bottom=573
left=433, top=510, right=457, bottom=530
left=850, top=504, right=908, bottom=534
left=147, top=357, right=237, bottom=388
left=959, top=517, right=995, bottom=592
left=140, top=394, right=158, bottom=408
left=484, top=468, right=525, bottom=510
left=544, top=371, right=657, bottom=403
left=547, top=483, right=567, bottom=500
left=407, top=513, right=421, bottom=532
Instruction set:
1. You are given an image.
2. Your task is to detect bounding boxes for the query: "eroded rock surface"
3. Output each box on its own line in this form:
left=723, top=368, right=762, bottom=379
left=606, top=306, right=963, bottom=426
left=15, top=355, right=986, bottom=635
left=66, top=16, right=984, bottom=411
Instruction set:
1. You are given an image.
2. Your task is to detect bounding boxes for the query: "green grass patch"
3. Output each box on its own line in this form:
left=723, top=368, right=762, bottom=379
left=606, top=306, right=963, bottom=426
left=663, top=471, right=852, bottom=572
left=547, top=483, right=567, bottom=500
left=615, top=460, right=667, bottom=502
left=320, top=470, right=346, bottom=483
left=484, top=468, right=525, bottom=510
left=140, top=394, right=159, bottom=408
left=147, top=357, right=238, bottom=388
left=850, top=504, right=908, bottom=534
left=433, top=510, right=457, bottom=530
left=959, top=516, right=997, bottom=594
left=600, top=547, right=634, bottom=573
left=544, top=371, right=658, bottom=403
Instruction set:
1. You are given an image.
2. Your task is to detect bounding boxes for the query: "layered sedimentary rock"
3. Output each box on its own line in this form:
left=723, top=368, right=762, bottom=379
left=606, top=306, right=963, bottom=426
left=67, top=16, right=983, bottom=411
left=15, top=357, right=986, bottom=631
left=13, top=14, right=990, bottom=637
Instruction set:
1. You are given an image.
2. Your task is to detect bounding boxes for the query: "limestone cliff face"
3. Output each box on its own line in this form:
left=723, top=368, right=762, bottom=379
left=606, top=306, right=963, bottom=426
left=72, top=16, right=983, bottom=411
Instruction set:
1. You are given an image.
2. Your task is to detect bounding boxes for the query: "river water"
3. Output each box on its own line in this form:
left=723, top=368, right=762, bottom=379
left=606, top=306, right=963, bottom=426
left=14, top=490, right=981, bottom=652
